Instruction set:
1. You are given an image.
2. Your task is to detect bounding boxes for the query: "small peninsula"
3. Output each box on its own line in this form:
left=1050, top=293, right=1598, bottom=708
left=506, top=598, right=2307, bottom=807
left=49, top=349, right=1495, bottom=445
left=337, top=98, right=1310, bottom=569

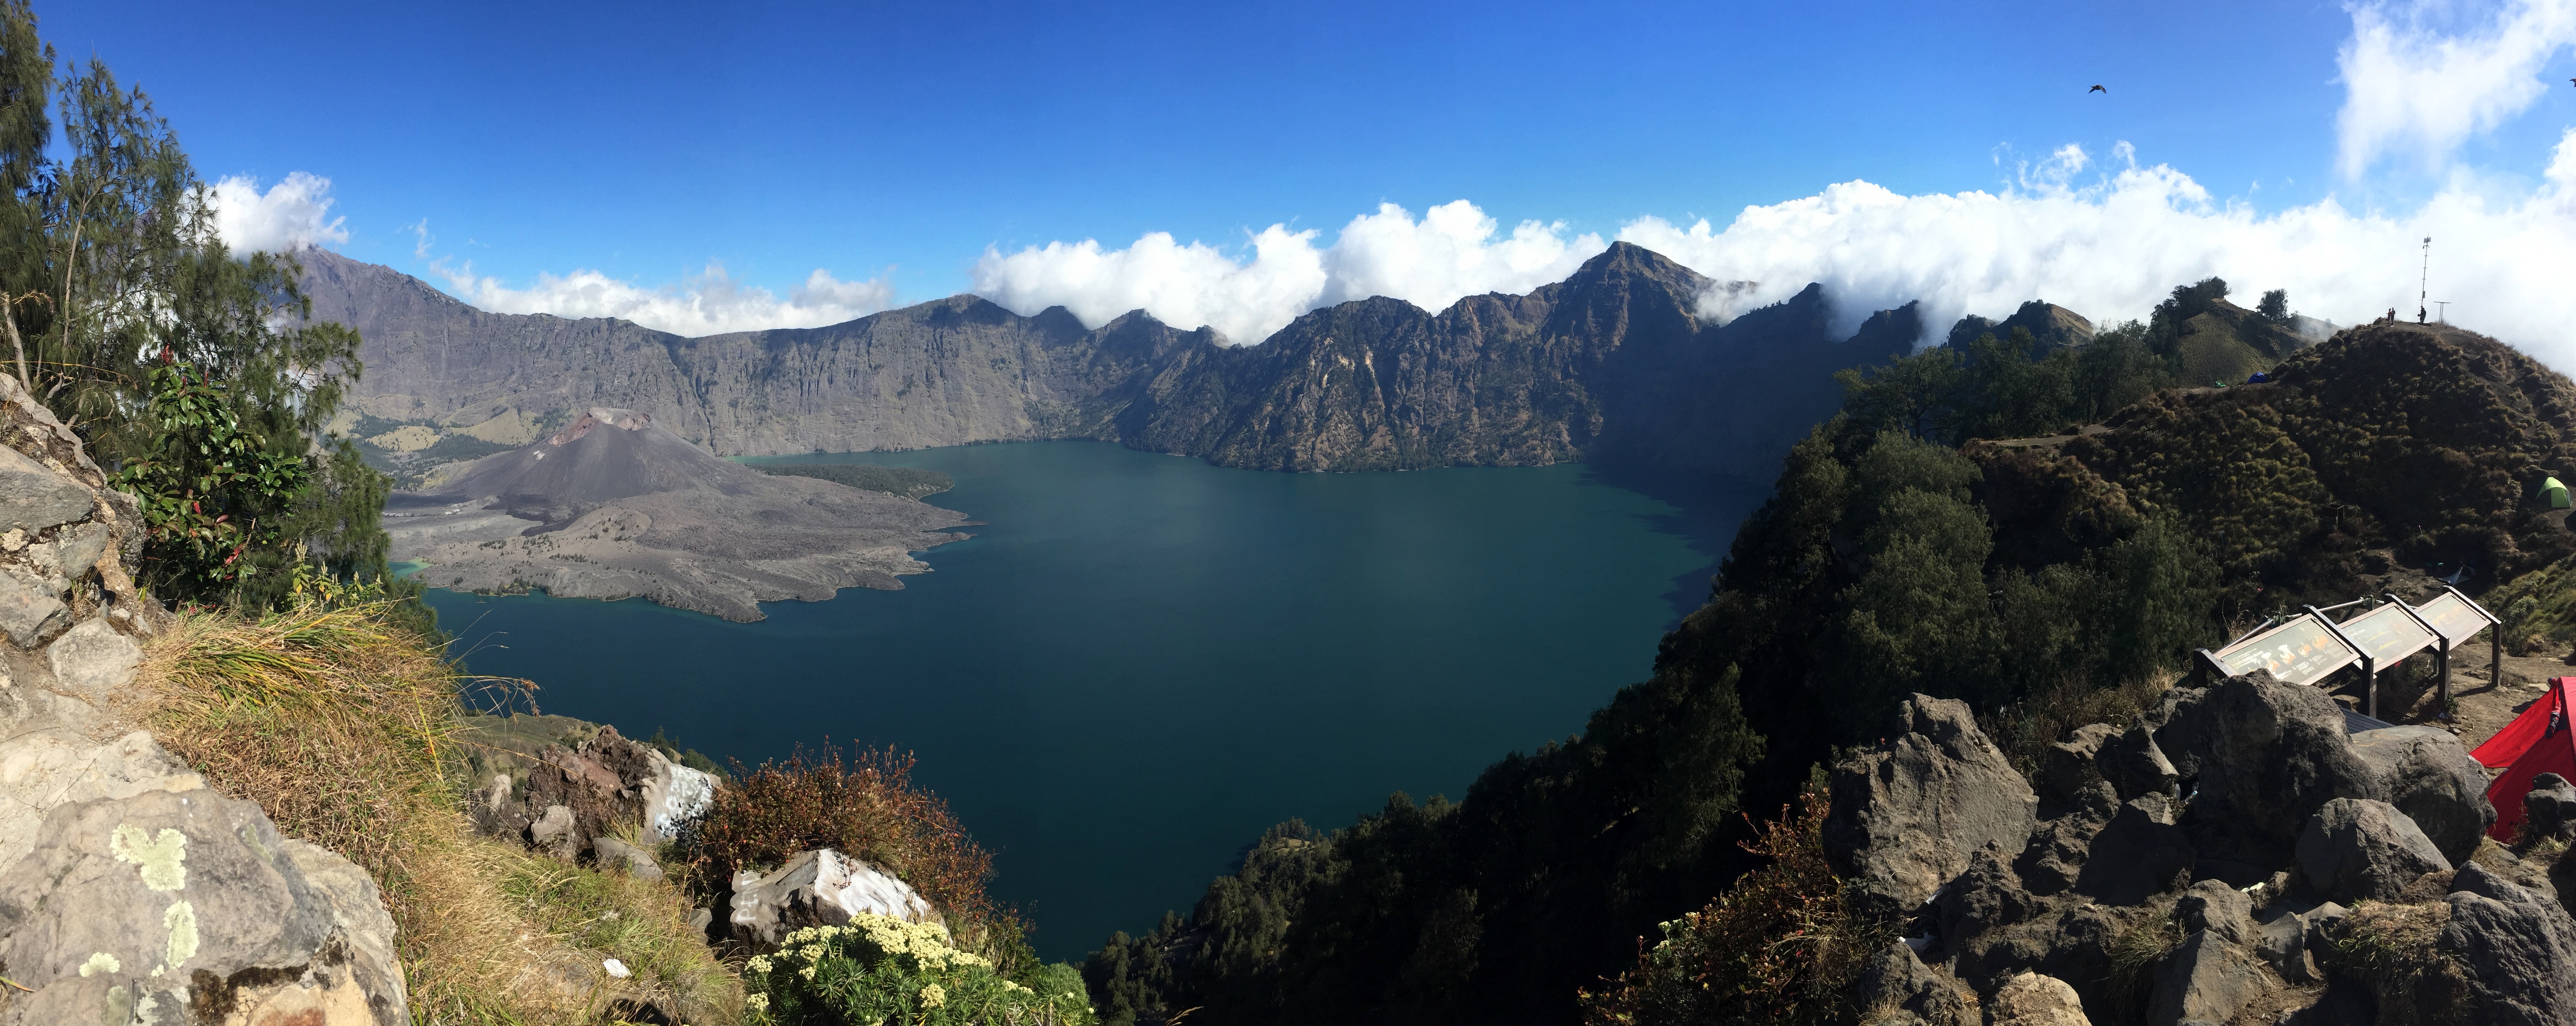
left=384, top=407, right=971, bottom=620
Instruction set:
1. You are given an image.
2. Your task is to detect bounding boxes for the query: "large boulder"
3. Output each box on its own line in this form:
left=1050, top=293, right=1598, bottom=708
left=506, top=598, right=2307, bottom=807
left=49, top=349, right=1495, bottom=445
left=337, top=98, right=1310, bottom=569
left=0, top=787, right=408, bottom=1026
left=2072, top=794, right=2196, bottom=906
left=2036, top=724, right=2118, bottom=806
left=2347, top=724, right=2496, bottom=865
left=2296, top=797, right=2449, bottom=904
left=2148, top=672, right=2383, bottom=867
left=2442, top=862, right=2576, bottom=1025
left=1934, top=844, right=2037, bottom=951
left=0, top=730, right=204, bottom=877
left=2524, top=773, right=2576, bottom=844
left=2251, top=901, right=2344, bottom=985
left=2145, top=930, right=2266, bottom=1026
left=1987, top=971, right=2090, bottom=1026
left=1825, top=694, right=2039, bottom=916
left=2094, top=723, right=2177, bottom=802
left=2017, top=780, right=2118, bottom=896
left=1848, top=940, right=1977, bottom=1026
left=727, top=848, right=940, bottom=951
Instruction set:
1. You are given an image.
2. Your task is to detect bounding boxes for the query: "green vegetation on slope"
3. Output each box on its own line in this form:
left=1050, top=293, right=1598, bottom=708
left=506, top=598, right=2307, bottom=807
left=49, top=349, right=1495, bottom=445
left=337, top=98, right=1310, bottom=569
left=0, top=1, right=403, bottom=613
left=1083, top=302, right=2576, bottom=1025
left=754, top=462, right=956, bottom=500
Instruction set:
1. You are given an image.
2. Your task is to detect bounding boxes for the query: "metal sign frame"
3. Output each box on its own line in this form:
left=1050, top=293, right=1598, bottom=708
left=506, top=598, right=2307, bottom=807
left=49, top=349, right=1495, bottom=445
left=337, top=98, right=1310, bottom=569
left=2196, top=587, right=2505, bottom=721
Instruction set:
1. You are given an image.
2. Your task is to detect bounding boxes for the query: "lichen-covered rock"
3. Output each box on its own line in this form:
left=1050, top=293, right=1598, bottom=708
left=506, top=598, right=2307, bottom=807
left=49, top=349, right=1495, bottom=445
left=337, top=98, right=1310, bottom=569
left=2442, top=861, right=2576, bottom=1026
left=728, top=848, right=941, bottom=951
left=2148, top=672, right=2384, bottom=868
left=2347, top=724, right=2496, bottom=866
left=0, top=787, right=407, bottom=1026
left=1987, top=971, right=2090, bottom=1025
left=2297, top=797, right=2449, bottom=904
left=0, top=730, right=203, bottom=878
left=1826, top=694, right=2039, bottom=916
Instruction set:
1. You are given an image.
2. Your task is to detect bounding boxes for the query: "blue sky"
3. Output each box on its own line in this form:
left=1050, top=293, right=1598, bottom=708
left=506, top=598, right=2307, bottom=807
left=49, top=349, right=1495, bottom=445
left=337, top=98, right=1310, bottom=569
left=41, top=0, right=2576, bottom=352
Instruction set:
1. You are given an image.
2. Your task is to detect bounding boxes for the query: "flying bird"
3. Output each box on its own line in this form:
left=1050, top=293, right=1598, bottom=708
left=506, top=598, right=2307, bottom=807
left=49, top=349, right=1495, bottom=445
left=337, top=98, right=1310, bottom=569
left=2089, top=85, right=2106, bottom=93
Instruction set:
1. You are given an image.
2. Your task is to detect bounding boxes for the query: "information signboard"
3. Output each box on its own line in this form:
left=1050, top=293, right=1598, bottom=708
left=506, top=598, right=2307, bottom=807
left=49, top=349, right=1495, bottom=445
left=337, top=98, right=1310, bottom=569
left=2414, top=591, right=2497, bottom=650
left=2212, top=615, right=2360, bottom=686
left=2337, top=603, right=2437, bottom=665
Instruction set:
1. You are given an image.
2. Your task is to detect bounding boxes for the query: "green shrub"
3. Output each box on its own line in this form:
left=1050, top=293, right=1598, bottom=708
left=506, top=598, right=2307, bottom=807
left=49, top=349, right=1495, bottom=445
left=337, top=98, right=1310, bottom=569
left=745, top=917, right=1093, bottom=1026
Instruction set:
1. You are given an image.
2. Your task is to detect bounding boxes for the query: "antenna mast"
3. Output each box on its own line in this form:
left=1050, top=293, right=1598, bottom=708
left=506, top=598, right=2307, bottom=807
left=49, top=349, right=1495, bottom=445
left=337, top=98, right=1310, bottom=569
left=2419, top=237, right=2431, bottom=323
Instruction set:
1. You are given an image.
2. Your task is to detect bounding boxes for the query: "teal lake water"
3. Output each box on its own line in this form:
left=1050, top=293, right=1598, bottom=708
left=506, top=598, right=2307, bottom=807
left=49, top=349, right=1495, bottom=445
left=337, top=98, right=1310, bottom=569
left=423, top=441, right=1761, bottom=960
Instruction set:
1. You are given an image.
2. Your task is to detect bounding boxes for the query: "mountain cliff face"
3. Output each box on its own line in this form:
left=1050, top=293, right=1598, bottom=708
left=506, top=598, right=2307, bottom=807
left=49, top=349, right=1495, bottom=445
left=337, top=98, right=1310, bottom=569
left=297, top=243, right=1911, bottom=477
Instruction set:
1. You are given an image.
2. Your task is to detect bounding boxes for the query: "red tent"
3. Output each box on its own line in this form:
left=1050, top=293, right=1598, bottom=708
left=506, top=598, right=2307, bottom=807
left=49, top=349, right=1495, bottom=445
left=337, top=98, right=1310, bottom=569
left=2475, top=677, right=2576, bottom=841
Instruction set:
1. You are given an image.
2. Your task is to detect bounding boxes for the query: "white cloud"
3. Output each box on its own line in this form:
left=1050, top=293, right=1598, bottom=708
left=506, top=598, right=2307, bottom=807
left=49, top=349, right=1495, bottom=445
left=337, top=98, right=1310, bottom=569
left=2336, top=0, right=2576, bottom=178
left=431, top=259, right=897, bottom=335
left=1619, top=131, right=2576, bottom=362
left=971, top=200, right=1601, bottom=344
left=207, top=172, right=349, bottom=254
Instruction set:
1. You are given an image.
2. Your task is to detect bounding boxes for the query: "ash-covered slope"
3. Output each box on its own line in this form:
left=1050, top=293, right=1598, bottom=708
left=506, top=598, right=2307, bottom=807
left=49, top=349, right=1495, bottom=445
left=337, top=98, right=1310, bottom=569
left=385, top=408, right=969, bottom=621
left=298, top=244, right=1908, bottom=478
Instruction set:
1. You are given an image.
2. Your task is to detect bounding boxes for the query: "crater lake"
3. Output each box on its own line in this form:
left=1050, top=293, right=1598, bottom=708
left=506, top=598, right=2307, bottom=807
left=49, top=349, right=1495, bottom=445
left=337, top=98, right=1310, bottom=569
left=423, top=440, right=1763, bottom=960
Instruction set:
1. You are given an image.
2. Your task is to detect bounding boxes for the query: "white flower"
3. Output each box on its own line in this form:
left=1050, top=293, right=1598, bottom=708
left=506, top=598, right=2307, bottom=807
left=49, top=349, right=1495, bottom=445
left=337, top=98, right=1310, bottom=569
left=747, top=956, right=773, bottom=974
left=745, top=994, right=769, bottom=1011
left=919, top=982, right=947, bottom=1009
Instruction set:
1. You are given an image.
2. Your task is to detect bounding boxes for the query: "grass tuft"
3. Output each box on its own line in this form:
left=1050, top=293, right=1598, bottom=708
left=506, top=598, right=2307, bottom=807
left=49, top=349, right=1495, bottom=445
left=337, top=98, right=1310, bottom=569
left=136, top=598, right=740, bottom=1024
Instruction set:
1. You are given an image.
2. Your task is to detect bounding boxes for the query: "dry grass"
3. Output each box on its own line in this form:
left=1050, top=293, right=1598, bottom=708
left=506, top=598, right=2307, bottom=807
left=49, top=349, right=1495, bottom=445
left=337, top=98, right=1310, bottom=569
left=680, top=746, right=1032, bottom=976
left=134, top=599, right=741, bottom=1025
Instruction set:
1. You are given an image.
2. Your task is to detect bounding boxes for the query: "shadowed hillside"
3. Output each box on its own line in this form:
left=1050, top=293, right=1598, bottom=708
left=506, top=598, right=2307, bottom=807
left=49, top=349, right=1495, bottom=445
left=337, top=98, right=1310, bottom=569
left=1078, top=315, right=2576, bottom=1026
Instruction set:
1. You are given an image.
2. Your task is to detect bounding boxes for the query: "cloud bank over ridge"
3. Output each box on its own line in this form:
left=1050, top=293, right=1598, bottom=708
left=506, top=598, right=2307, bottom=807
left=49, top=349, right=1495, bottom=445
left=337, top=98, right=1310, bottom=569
left=426, top=261, right=897, bottom=336
left=968, top=0, right=2576, bottom=363
left=970, top=201, right=1603, bottom=344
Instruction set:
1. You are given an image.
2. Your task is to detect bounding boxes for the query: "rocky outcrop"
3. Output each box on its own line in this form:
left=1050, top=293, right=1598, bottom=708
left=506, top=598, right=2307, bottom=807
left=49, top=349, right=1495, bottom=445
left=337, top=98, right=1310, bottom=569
left=469, top=724, right=715, bottom=863
left=726, top=848, right=941, bottom=951
left=1825, top=694, right=2039, bottom=916
left=2146, top=671, right=2383, bottom=868
left=0, top=756, right=406, bottom=1025
left=2442, top=862, right=2576, bottom=1024
left=1828, top=675, right=2576, bottom=1024
left=2346, top=724, right=2496, bottom=865
left=2296, top=798, right=2451, bottom=903
left=0, top=373, right=408, bottom=1024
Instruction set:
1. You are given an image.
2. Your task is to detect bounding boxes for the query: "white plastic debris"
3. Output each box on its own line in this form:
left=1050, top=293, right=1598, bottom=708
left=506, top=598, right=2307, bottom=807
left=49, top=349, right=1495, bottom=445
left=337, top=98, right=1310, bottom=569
left=602, top=958, right=631, bottom=979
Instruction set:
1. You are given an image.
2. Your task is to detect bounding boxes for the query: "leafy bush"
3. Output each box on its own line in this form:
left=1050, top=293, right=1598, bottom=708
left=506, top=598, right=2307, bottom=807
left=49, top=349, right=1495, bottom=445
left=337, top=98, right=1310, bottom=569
left=745, top=918, right=1094, bottom=1026
left=1576, top=784, right=1883, bottom=1026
